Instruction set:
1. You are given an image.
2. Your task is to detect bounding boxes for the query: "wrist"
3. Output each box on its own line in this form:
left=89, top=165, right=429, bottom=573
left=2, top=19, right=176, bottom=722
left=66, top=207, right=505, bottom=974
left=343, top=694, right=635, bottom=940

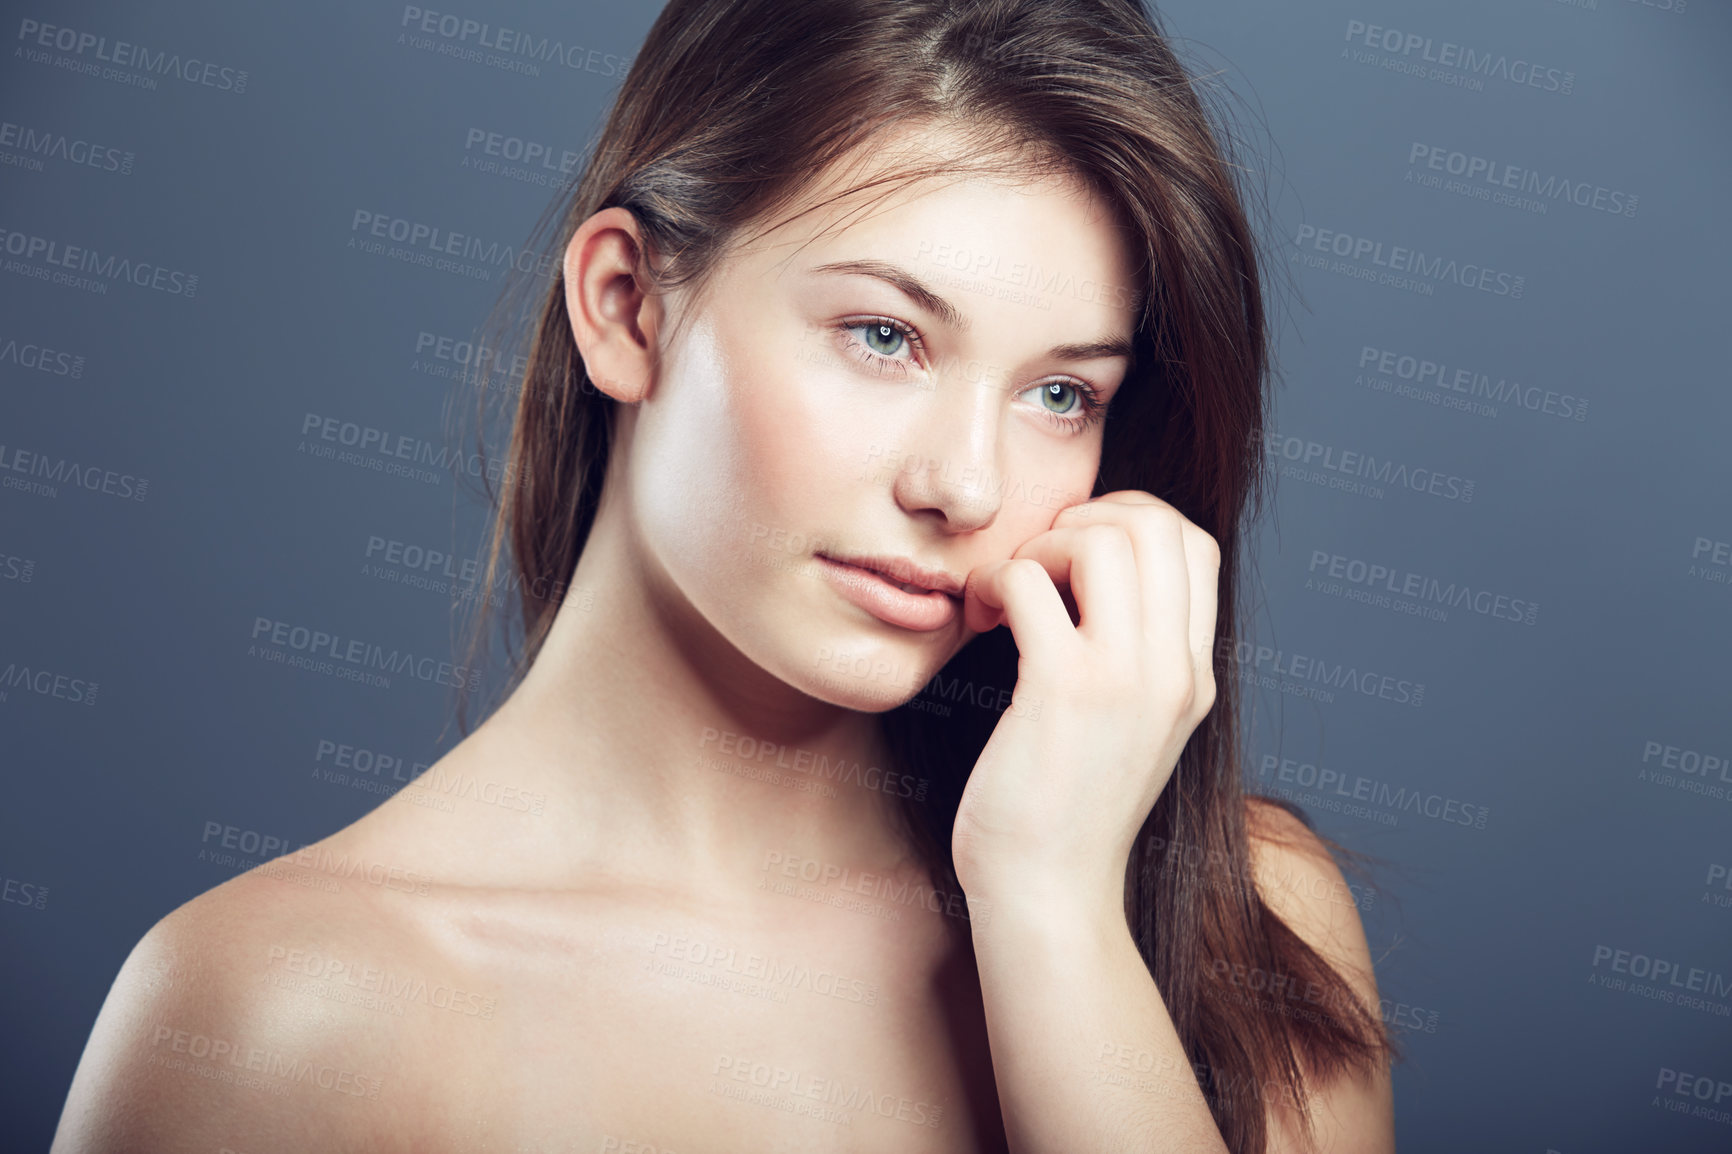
left=959, top=868, right=1128, bottom=941
left=953, top=827, right=1136, bottom=923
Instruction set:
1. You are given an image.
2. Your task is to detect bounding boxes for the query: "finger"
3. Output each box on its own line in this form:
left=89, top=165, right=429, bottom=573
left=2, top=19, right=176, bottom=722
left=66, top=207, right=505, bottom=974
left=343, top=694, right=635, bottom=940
left=1008, top=525, right=1141, bottom=644
left=962, top=557, right=1073, bottom=666
left=1178, top=522, right=1221, bottom=666
left=1059, top=489, right=1164, bottom=518
left=1089, top=489, right=1165, bottom=507
left=1055, top=499, right=1190, bottom=662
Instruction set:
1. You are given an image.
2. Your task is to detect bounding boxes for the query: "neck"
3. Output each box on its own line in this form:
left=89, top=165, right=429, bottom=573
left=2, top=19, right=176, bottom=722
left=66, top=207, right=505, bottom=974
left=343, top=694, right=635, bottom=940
left=468, top=488, right=924, bottom=900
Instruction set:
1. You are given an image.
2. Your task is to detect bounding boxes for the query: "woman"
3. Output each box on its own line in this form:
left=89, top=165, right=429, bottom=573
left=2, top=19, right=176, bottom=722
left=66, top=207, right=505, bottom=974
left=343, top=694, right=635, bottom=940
left=53, top=0, right=1396, bottom=1150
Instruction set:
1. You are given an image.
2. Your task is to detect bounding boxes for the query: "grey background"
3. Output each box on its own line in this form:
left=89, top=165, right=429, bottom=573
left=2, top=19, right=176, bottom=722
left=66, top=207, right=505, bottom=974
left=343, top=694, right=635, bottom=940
left=1, top=1, right=1727, bottom=1151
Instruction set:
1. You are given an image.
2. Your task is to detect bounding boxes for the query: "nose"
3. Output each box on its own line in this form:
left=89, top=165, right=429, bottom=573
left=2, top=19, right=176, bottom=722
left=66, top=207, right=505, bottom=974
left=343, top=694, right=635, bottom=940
left=888, top=373, right=1004, bottom=533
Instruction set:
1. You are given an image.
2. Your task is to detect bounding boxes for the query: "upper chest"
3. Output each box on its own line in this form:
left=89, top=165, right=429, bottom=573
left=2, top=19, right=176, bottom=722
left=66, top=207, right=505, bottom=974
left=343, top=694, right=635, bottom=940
left=361, top=888, right=1008, bottom=1153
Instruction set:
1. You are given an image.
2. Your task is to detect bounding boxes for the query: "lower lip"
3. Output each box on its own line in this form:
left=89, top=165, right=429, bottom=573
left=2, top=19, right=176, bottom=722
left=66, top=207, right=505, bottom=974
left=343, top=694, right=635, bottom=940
left=815, top=555, right=959, bottom=632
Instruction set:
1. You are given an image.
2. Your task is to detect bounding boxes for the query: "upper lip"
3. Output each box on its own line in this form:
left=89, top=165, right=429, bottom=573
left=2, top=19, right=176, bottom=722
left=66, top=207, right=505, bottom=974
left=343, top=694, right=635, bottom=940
left=822, top=552, right=967, bottom=598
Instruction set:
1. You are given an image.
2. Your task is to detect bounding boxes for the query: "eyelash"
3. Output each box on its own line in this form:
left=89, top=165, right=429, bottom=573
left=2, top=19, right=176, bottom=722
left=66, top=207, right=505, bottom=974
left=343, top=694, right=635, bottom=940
left=834, top=315, right=1107, bottom=435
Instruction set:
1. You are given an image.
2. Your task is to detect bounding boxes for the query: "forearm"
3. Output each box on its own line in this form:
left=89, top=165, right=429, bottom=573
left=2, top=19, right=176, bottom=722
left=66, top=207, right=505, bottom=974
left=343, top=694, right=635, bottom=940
left=969, top=895, right=1231, bottom=1154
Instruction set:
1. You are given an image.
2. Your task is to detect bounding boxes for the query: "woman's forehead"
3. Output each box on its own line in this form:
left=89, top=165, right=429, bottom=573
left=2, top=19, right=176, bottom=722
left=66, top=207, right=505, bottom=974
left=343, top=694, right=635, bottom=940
left=755, top=166, right=1130, bottom=283
left=743, top=118, right=1109, bottom=250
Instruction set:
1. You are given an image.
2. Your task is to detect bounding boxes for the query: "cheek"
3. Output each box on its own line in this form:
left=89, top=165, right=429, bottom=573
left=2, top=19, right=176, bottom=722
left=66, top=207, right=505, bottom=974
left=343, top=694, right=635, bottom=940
left=631, top=317, right=852, bottom=593
left=728, top=332, right=897, bottom=534
left=628, top=320, right=760, bottom=575
left=732, top=365, right=823, bottom=510
left=993, top=442, right=1101, bottom=539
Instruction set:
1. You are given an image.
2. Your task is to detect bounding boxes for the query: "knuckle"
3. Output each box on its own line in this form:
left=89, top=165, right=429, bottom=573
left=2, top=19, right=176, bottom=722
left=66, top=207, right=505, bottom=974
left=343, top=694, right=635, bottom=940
left=1195, top=671, right=1218, bottom=715
left=1145, top=508, right=1187, bottom=543
left=1192, top=528, right=1222, bottom=568
left=1146, top=658, right=1193, bottom=710
left=1053, top=501, right=1093, bottom=526
left=1080, top=523, right=1133, bottom=554
left=1007, top=557, right=1047, bottom=589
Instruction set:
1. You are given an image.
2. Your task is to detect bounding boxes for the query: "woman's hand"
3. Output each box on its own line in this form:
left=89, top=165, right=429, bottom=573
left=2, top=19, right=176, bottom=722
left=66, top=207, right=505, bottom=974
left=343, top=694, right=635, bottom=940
left=951, top=490, right=1222, bottom=918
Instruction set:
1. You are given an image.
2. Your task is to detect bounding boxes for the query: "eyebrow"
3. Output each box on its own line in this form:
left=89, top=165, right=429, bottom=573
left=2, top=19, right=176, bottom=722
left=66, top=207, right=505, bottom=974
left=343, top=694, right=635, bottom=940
left=809, top=258, right=1136, bottom=363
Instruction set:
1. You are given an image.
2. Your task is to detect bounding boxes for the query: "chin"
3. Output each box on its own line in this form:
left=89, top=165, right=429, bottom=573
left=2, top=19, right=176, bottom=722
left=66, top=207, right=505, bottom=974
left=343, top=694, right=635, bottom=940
left=724, top=574, right=970, bottom=711
left=802, top=679, right=909, bottom=714
left=784, top=633, right=949, bottom=713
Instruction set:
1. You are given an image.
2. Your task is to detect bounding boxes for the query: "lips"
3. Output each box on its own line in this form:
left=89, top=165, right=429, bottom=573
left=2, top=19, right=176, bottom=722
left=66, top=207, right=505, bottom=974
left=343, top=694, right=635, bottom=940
left=813, top=552, right=963, bottom=632
left=818, top=552, right=966, bottom=598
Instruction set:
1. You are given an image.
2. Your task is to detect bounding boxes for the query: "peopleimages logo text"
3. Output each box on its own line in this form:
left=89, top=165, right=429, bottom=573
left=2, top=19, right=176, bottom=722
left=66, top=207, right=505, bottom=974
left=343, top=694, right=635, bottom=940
left=250, top=618, right=479, bottom=690
left=1293, top=225, right=1523, bottom=298
left=398, top=7, right=632, bottom=77
left=1343, top=19, right=1574, bottom=94
left=0, top=226, right=198, bottom=296
left=15, top=18, right=249, bottom=92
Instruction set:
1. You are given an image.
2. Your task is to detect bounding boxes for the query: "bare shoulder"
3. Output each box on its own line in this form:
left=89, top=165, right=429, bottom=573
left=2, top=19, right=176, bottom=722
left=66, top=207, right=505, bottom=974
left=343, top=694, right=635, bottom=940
left=1243, top=797, right=1395, bottom=1153
left=51, top=840, right=425, bottom=1153
left=1244, top=797, right=1374, bottom=990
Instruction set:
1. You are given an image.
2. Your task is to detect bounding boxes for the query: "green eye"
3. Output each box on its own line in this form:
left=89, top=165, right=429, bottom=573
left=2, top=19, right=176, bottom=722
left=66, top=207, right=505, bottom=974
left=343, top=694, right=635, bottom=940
left=861, top=322, right=905, bottom=357
left=1039, top=383, right=1079, bottom=414
left=835, top=316, right=922, bottom=381
left=1020, top=378, right=1106, bottom=436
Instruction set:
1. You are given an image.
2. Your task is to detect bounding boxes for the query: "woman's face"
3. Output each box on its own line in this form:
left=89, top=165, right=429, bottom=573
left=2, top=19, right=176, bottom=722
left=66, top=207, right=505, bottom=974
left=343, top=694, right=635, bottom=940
left=606, top=127, right=1140, bottom=711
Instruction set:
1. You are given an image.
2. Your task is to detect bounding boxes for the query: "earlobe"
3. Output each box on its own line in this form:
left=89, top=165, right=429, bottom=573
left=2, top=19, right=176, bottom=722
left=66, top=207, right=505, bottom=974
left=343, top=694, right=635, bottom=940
left=561, top=207, right=661, bottom=405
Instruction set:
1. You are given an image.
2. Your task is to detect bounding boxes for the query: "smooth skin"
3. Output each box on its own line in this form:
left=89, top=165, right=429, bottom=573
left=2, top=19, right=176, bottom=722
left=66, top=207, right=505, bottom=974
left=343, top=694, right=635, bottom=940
left=52, top=120, right=1393, bottom=1153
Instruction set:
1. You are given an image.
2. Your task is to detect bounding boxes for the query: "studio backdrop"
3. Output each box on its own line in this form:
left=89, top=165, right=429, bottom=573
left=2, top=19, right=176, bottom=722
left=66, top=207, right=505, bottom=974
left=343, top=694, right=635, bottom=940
left=1, top=1, right=1727, bottom=1150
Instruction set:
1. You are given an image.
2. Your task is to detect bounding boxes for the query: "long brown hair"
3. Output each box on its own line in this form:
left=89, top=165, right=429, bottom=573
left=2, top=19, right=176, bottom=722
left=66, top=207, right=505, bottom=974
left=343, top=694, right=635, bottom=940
left=450, top=1, right=1395, bottom=1149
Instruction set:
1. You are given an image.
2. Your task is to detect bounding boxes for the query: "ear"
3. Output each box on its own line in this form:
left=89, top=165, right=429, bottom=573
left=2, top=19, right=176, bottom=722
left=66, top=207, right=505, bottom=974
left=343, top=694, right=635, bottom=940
left=562, top=207, right=663, bottom=404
